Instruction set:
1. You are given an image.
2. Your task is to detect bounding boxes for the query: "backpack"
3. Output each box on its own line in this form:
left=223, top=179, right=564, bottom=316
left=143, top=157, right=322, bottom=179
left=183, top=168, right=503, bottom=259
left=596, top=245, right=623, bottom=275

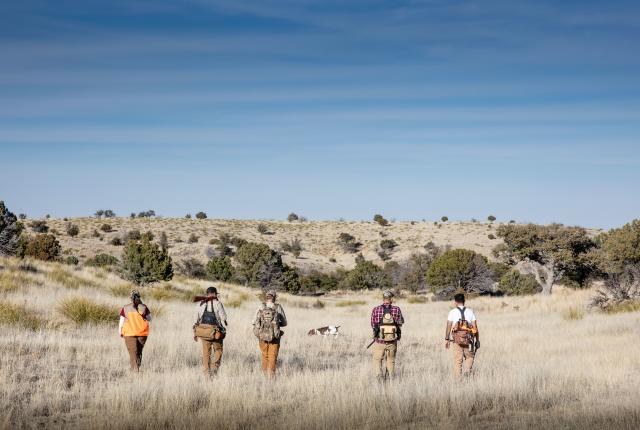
left=452, top=307, right=475, bottom=347
left=378, top=306, right=398, bottom=342
left=253, top=303, right=281, bottom=342
left=194, top=302, right=224, bottom=341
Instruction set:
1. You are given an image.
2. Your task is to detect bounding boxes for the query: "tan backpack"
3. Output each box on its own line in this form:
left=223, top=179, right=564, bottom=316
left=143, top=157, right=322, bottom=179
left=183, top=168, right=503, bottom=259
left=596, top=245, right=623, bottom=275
left=253, top=304, right=281, bottom=342
left=452, top=307, right=475, bottom=347
left=378, top=306, right=398, bottom=341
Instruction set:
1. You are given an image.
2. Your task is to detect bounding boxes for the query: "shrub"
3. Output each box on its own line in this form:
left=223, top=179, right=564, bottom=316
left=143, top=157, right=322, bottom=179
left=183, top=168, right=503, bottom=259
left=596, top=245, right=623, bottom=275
left=126, top=229, right=141, bottom=241
left=257, top=223, right=269, bottom=234
left=188, top=233, right=199, bottom=243
left=377, top=249, right=391, bottom=261
left=498, top=270, right=542, bottom=296
left=130, top=212, right=136, bottom=218
left=85, top=253, right=119, bottom=267
left=159, top=231, right=169, bottom=250
left=488, top=215, right=496, bottom=222
left=0, top=201, right=23, bottom=256
left=601, top=219, right=640, bottom=272
left=373, top=214, right=389, bottom=227
left=17, top=234, right=61, bottom=261
left=337, top=232, right=361, bottom=253
left=121, top=237, right=173, bottom=285
left=426, top=248, right=493, bottom=299
left=300, top=270, right=340, bottom=293
left=91, top=229, right=101, bottom=238
left=104, top=210, right=115, bottom=218
left=287, top=213, right=299, bottom=222
left=141, top=231, right=154, bottom=241
left=509, top=220, right=516, bottom=224
left=94, top=210, right=104, bottom=218
left=590, top=264, right=640, bottom=313
left=30, top=220, right=49, bottom=233
left=281, top=239, right=303, bottom=258
left=65, top=256, right=79, bottom=265
left=206, top=256, right=235, bottom=282
left=66, top=223, right=80, bottom=237
left=100, top=223, right=113, bottom=233
left=185, top=214, right=192, bottom=219
left=380, top=239, right=398, bottom=250
left=110, top=237, right=123, bottom=246
left=18, top=213, right=27, bottom=220
left=385, top=253, right=434, bottom=292
left=195, top=211, right=207, bottom=220
left=137, top=210, right=156, bottom=218
left=176, top=258, right=207, bottom=279
left=235, top=242, right=276, bottom=286
left=340, top=260, right=391, bottom=290
left=0, top=300, right=44, bottom=330
left=57, top=297, right=117, bottom=325
left=488, top=234, right=496, bottom=240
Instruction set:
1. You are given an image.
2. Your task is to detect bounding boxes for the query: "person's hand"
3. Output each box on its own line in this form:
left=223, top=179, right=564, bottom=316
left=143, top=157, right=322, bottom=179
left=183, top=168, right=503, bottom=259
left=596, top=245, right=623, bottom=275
left=193, top=336, right=198, bottom=342
left=445, top=339, right=450, bottom=349
left=475, top=339, right=480, bottom=350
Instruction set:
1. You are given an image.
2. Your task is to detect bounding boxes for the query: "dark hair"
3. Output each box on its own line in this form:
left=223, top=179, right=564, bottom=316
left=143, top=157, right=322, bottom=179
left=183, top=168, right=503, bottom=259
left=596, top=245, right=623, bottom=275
left=206, top=286, right=218, bottom=294
left=454, top=293, right=465, bottom=304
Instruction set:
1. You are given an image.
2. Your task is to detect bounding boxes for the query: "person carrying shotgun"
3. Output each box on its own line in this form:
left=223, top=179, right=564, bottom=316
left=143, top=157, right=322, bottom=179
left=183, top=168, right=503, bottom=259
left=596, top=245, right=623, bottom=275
left=370, top=290, right=404, bottom=381
left=445, top=293, right=479, bottom=378
left=193, top=286, right=228, bottom=376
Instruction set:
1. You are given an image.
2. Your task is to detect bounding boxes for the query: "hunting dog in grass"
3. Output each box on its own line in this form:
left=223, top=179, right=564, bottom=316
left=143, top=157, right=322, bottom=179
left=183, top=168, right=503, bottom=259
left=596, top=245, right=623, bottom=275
left=308, top=325, right=341, bottom=336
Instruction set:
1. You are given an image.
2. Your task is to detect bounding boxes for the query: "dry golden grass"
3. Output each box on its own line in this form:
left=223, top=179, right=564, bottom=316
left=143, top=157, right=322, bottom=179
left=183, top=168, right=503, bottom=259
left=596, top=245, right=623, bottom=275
left=0, top=257, right=638, bottom=429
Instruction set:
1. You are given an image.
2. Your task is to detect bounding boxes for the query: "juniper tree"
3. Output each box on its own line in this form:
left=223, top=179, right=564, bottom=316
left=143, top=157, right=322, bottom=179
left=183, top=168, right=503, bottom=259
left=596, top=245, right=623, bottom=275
left=121, top=237, right=173, bottom=285
left=0, top=201, right=23, bottom=256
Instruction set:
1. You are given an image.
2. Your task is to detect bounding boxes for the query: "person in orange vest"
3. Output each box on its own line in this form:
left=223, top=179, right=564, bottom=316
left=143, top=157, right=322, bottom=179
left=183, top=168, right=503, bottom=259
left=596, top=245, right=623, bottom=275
left=119, top=290, right=151, bottom=371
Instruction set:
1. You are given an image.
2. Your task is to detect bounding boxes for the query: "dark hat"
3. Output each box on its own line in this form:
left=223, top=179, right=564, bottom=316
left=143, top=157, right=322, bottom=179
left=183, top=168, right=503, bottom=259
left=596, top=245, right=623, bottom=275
left=206, top=286, right=218, bottom=294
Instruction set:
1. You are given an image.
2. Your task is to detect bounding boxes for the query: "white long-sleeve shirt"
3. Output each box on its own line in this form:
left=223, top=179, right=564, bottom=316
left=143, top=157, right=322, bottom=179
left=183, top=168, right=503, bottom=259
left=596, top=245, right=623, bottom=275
left=197, top=300, right=228, bottom=328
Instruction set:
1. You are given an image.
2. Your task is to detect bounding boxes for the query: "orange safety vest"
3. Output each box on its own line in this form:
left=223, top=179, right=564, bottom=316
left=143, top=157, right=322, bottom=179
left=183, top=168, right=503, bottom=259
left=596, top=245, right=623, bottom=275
left=121, top=303, right=149, bottom=337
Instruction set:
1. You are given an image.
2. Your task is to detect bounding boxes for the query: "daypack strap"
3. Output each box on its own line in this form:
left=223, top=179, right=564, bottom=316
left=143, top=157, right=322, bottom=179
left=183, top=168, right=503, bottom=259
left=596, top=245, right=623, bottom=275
left=458, top=307, right=466, bottom=322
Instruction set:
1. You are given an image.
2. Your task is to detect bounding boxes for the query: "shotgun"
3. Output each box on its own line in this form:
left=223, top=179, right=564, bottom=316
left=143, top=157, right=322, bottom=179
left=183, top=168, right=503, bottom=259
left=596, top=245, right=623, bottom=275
left=366, top=339, right=376, bottom=349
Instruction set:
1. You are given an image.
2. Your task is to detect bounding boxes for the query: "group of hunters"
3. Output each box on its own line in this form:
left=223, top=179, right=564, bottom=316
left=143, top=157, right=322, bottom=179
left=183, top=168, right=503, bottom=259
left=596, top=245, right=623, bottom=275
left=118, top=288, right=479, bottom=379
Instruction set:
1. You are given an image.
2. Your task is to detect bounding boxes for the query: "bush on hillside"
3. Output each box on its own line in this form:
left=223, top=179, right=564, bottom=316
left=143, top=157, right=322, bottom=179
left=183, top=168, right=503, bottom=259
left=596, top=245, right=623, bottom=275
left=57, top=297, right=117, bottom=325
left=498, top=270, right=542, bottom=295
left=257, top=223, right=269, bottom=234
left=65, top=256, right=79, bottom=266
left=85, top=253, right=119, bottom=267
left=590, top=264, right=640, bottom=313
left=287, top=213, right=299, bottom=222
left=195, top=211, right=207, bottom=219
left=100, top=223, right=113, bottom=233
left=0, top=201, right=23, bottom=256
left=16, top=234, right=61, bottom=261
left=337, top=232, right=361, bottom=253
left=373, top=214, right=389, bottom=227
left=121, top=237, right=173, bottom=285
left=176, top=258, right=207, bottom=279
left=488, top=215, right=496, bottom=222
left=188, top=233, right=199, bottom=243
left=30, top=220, right=49, bottom=233
left=206, top=256, right=235, bottom=282
left=281, top=239, right=303, bottom=258
left=110, top=237, right=123, bottom=246
left=426, top=248, right=493, bottom=299
left=340, top=260, right=391, bottom=290
left=66, top=223, right=80, bottom=237
left=380, top=239, right=398, bottom=250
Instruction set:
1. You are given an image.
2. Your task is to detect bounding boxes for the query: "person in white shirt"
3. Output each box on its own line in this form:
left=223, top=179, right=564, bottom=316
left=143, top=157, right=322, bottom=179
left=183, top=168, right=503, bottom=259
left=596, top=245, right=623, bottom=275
left=444, top=293, right=480, bottom=377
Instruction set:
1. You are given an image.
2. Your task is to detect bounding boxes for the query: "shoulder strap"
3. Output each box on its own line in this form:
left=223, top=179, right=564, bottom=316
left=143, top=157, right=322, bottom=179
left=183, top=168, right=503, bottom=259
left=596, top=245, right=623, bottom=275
left=459, top=307, right=466, bottom=322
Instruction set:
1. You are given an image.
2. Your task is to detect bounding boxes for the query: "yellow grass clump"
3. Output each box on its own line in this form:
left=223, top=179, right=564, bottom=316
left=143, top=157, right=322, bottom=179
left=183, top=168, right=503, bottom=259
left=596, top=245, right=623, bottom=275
left=0, top=300, right=45, bottom=330
left=57, top=297, right=118, bottom=325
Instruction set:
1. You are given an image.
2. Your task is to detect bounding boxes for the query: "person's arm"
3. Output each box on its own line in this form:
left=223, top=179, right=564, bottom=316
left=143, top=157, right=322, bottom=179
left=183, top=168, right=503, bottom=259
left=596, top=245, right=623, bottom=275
left=141, top=304, right=152, bottom=322
left=216, top=301, right=228, bottom=326
left=473, top=321, right=479, bottom=341
left=118, top=307, right=126, bottom=337
left=445, top=320, right=453, bottom=349
left=396, top=307, right=405, bottom=326
left=277, top=304, right=287, bottom=327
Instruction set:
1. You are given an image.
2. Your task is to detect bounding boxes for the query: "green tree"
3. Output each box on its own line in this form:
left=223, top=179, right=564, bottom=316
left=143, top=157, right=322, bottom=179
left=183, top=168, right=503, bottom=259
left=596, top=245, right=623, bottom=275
left=235, top=242, right=278, bottom=287
left=496, top=223, right=596, bottom=294
left=17, top=234, right=61, bottom=261
left=195, top=211, right=207, bottom=219
left=426, top=248, right=493, bottom=298
left=121, top=237, right=173, bottom=285
left=601, top=219, right=640, bottom=272
left=0, top=201, right=23, bottom=256
left=441, top=216, right=449, bottom=222
left=488, top=215, right=496, bottom=222
left=206, top=256, right=235, bottom=282
left=498, top=270, right=541, bottom=296
left=340, top=260, right=391, bottom=290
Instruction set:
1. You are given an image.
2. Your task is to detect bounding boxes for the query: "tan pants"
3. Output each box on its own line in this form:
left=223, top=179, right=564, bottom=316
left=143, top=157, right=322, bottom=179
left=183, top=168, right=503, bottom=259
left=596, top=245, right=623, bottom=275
left=201, top=339, right=224, bottom=375
left=124, top=336, right=147, bottom=371
left=453, top=343, right=475, bottom=377
left=372, top=341, right=397, bottom=379
left=259, top=340, right=280, bottom=376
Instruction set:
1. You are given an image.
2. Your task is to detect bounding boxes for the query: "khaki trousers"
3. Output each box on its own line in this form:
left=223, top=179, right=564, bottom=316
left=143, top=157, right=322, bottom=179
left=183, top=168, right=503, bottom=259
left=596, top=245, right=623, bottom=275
left=259, top=340, right=280, bottom=376
left=124, top=336, right=147, bottom=371
left=201, top=339, right=224, bottom=375
left=453, top=343, right=475, bottom=377
left=372, top=341, right=397, bottom=379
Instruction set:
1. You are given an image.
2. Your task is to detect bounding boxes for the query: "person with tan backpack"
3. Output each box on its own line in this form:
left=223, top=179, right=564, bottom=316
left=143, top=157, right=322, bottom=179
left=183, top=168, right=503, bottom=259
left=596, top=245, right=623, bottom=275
left=118, top=290, right=152, bottom=371
left=445, top=293, right=480, bottom=377
left=253, top=289, right=287, bottom=377
left=369, top=290, right=404, bottom=381
left=193, top=286, right=228, bottom=376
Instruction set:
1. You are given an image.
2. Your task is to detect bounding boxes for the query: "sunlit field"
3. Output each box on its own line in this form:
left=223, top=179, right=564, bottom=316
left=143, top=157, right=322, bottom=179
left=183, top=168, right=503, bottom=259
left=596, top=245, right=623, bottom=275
left=1, top=257, right=639, bottom=430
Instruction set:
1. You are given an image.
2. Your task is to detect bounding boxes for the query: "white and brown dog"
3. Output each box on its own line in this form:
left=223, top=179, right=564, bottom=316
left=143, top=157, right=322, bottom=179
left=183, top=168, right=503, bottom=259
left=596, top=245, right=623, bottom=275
left=308, top=325, right=341, bottom=336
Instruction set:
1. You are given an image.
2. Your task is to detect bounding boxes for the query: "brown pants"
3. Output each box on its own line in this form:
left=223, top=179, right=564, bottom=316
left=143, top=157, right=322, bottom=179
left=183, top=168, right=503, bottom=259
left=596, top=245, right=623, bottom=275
left=372, top=341, right=397, bottom=379
left=124, top=336, right=147, bottom=371
left=259, top=340, right=280, bottom=376
left=201, top=339, right=224, bottom=375
left=453, top=343, right=475, bottom=377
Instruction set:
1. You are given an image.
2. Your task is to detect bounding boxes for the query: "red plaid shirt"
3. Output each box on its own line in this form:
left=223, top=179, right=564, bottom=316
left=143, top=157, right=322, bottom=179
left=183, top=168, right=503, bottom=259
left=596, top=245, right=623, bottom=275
left=370, top=304, right=404, bottom=343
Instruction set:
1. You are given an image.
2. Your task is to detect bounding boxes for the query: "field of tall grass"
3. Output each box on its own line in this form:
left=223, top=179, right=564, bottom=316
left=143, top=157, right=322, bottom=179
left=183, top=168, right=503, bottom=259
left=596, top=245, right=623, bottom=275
left=1, top=257, right=639, bottom=429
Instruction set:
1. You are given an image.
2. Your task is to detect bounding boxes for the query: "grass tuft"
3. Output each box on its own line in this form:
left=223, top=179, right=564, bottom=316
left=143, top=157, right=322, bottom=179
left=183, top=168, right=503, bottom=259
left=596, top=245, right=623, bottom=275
left=49, top=268, right=97, bottom=290
left=335, top=300, right=366, bottom=307
left=604, top=299, right=640, bottom=314
left=57, top=297, right=117, bottom=325
left=406, top=295, right=428, bottom=304
left=562, top=306, right=585, bottom=321
left=0, top=300, right=45, bottom=330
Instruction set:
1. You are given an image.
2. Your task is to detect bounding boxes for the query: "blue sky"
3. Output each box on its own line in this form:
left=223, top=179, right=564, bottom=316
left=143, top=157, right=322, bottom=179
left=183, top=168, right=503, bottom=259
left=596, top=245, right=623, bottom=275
left=1, top=0, right=639, bottom=228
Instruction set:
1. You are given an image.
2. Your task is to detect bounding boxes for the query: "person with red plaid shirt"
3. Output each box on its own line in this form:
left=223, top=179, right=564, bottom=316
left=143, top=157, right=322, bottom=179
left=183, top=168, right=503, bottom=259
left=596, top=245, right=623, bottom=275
left=370, top=290, right=404, bottom=380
